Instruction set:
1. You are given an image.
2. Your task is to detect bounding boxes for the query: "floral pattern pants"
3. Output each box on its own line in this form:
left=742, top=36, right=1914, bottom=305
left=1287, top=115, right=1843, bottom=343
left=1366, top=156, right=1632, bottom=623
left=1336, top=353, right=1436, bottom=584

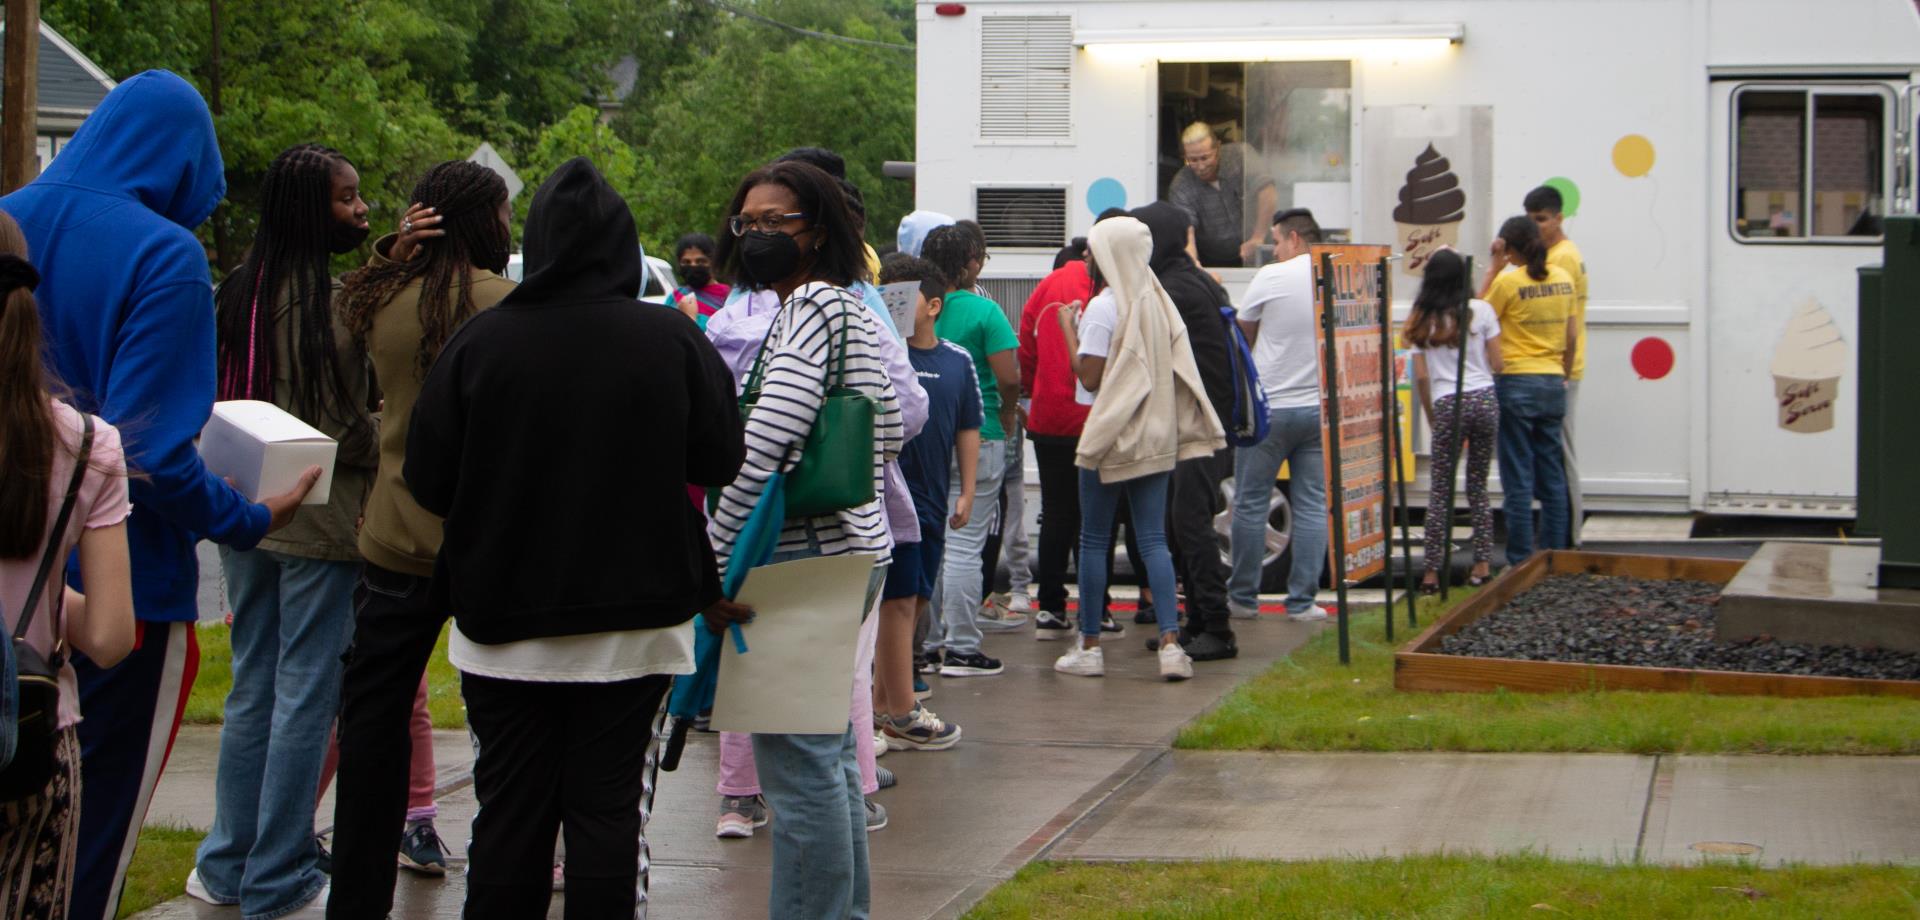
left=1424, top=387, right=1499, bottom=574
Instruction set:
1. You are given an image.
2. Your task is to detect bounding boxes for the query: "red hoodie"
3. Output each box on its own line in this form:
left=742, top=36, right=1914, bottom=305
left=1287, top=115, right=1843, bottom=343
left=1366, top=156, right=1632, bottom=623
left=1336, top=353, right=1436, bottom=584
left=1018, top=261, right=1095, bottom=438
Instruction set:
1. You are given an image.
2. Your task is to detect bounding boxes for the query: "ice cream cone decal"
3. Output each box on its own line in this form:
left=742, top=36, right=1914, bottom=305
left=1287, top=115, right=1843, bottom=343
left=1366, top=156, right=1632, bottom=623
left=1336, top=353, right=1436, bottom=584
left=1393, top=144, right=1467, bottom=275
left=1770, top=298, right=1845, bottom=434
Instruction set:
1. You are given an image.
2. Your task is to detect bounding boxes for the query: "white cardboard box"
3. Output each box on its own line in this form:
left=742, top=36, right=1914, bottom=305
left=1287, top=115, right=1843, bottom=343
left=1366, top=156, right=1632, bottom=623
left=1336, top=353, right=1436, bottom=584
left=199, top=400, right=337, bottom=506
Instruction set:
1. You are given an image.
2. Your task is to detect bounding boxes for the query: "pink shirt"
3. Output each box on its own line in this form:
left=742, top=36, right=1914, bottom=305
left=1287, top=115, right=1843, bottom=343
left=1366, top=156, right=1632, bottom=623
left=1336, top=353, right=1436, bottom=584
left=1, top=399, right=130, bottom=729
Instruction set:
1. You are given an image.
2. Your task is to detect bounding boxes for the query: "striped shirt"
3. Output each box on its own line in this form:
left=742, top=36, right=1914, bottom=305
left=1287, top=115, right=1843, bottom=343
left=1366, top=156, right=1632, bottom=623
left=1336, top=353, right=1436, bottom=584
left=710, top=282, right=904, bottom=569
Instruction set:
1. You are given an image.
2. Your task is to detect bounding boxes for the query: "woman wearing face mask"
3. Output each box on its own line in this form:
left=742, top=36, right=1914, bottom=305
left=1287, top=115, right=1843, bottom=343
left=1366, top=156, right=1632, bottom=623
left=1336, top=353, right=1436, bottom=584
left=323, top=160, right=517, bottom=917
left=671, top=232, right=728, bottom=329
left=706, top=160, right=903, bottom=920
left=190, top=143, right=379, bottom=918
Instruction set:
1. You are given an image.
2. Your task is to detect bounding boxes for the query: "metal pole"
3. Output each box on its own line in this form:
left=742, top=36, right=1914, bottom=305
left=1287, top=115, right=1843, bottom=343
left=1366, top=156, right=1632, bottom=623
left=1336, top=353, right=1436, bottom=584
left=1439, top=257, right=1473, bottom=600
left=1320, top=252, right=1352, bottom=664
left=2, top=0, right=40, bottom=194
left=1376, top=260, right=1395, bottom=644
left=1383, top=259, right=1418, bottom=630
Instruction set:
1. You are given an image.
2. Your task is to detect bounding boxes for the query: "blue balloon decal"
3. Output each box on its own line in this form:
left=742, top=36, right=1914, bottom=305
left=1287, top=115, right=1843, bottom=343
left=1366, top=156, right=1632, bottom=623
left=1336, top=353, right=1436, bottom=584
left=1086, top=178, right=1127, bottom=216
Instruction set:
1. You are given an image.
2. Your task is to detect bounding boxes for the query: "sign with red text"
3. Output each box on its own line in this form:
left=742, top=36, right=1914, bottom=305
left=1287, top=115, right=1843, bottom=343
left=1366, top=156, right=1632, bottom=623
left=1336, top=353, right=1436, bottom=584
left=1312, top=244, right=1393, bottom=584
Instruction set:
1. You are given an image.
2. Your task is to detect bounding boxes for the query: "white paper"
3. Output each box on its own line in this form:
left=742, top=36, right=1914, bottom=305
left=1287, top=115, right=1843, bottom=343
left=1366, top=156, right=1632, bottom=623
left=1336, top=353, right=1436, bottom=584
left=880, top=282, right=918, bottom=341
left=199, top=400, right=338, bottom=505
left=710, top=552, right=882, bottom=734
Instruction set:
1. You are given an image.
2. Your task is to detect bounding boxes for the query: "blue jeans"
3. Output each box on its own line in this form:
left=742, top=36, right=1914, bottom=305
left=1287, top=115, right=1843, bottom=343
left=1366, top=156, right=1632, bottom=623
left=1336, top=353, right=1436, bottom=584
left=754, top=540, right=887, bottom=920
left=198, top=548, right=357, bottom=920
left=1495, top=374, right=1570, bottom=565
left=1075, top=469, right=1180, bottom=638
left=1229, top=406, right=1329, bottom=615
left=926, top=438, right=1005, bottom=656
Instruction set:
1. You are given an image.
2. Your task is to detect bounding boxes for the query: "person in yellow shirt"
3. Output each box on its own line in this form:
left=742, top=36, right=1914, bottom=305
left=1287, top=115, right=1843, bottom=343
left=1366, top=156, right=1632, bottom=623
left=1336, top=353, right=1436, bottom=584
left=1482, top=216, right=1578, bottom=565
left=1527, top=185, right=1587, bottom=544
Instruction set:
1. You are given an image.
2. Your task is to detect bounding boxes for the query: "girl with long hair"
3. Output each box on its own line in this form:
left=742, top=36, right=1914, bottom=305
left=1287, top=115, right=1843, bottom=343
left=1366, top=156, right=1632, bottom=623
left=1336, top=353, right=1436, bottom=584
left=0, top=208, right=135, bottom=919
left=1405, top=248, right=1504, bottom=592
left=191, top=143, right=376, bottom=918
left=1484, top=215, right=1579, bottom=564
left=323, top=160, right=516, bottom=917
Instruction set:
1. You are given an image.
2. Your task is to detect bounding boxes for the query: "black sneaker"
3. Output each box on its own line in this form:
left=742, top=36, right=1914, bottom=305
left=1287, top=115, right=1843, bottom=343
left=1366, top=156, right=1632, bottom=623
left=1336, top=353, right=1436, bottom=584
left=1100, top=613, right=1126, bottom=637
left=398, top=821, right=448, bottom=876
left=1034, top=610, right=1073, bottom=640
left=1184, top=631, right=1239, bottom=661
left=939, top=650, right=1004, bottom=677
left=1132, top=609, right=1155, bottom=625
left=314, top=835, right=331, bottom=875
left=915, top=652, right=939, bottom=675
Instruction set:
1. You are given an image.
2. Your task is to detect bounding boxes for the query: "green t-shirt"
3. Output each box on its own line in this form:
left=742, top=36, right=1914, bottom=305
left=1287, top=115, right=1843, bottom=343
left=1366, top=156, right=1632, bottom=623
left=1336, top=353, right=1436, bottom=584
left=934, top=289, right=1019, bottom=441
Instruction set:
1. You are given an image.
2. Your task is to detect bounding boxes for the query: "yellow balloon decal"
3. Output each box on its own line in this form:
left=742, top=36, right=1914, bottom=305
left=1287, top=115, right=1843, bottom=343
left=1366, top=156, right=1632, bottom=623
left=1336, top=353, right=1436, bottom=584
left=1613, top=134, right=1655, bottom=178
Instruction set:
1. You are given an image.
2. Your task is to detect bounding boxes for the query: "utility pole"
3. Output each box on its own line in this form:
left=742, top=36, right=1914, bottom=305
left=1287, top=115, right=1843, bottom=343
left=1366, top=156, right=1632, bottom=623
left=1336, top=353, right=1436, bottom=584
left=2, top=0, right=39, bottom=194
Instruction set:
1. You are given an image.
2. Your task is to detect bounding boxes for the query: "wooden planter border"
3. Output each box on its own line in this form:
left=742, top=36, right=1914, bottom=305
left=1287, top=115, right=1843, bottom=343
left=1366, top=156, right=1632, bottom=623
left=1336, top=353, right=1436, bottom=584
left=1393, top=551, right=1920, bottom=699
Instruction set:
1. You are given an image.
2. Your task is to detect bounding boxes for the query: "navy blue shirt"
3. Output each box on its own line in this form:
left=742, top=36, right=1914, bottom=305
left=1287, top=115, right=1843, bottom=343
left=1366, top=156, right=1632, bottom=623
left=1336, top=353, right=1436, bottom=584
left=901, top=340, right=983, bottom=539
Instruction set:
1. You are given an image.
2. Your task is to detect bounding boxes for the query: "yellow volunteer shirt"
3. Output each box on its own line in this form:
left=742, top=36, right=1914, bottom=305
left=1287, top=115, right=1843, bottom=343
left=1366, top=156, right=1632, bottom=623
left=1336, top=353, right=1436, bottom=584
left=1548, top=239, right=1589, bottom=379
left=1488, top=264, right=1577, bottom=376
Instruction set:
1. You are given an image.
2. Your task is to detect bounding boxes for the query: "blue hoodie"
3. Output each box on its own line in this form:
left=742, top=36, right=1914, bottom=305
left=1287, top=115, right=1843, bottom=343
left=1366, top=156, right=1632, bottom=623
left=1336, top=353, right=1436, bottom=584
left=3, top=70, right=269, bottom=622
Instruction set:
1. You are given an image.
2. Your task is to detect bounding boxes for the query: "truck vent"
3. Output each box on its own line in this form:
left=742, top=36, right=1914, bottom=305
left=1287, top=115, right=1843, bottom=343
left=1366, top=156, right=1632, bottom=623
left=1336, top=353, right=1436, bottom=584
left=979, top=15, right=1072, bottom=139
left=975, top=186, right=1068, bottom=249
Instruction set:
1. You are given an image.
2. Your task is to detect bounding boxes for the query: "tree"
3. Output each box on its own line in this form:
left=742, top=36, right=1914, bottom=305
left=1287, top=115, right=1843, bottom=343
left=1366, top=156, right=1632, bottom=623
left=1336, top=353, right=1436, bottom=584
left=514, top=105, right=646, bottom=237
left=616, top=1, right=915, bottom=252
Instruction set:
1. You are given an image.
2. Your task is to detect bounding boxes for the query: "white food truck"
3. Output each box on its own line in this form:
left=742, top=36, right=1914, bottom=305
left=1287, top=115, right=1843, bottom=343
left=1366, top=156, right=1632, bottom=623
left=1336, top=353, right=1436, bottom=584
left=911, top=0, right=1920, bottom=520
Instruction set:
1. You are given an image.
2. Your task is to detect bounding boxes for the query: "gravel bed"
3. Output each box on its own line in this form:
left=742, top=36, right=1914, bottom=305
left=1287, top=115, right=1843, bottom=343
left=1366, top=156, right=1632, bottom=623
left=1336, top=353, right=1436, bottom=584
left=1438, top=573, right=1920, bottom=681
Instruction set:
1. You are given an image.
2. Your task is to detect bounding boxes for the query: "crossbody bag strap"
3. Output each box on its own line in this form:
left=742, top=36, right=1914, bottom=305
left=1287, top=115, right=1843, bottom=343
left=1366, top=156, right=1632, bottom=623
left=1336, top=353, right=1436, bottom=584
left=742, top=287, right=856, bottom=401
left=15, top=413, right=95, bottom=664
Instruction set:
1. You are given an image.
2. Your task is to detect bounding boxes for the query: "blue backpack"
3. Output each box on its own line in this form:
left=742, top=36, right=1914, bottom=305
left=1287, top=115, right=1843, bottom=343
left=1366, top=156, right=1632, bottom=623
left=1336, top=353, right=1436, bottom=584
left=1217, top=305, right=1270, bottom=448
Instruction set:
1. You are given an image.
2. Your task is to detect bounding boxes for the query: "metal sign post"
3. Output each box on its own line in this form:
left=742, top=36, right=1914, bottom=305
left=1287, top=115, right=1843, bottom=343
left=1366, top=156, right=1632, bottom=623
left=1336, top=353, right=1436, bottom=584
left=1381, top=258, right=1418, bottom=631
left=1319, top=252, right=1353, bottom=664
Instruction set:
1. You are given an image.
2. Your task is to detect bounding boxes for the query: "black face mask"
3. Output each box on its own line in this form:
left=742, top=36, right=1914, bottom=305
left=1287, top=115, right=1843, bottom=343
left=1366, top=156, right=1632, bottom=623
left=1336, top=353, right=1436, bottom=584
left=739, top=230, right=803, bottom=287
left=328, top=220, right=370, bottom=254
left=680, top=264, right=712, bottom=289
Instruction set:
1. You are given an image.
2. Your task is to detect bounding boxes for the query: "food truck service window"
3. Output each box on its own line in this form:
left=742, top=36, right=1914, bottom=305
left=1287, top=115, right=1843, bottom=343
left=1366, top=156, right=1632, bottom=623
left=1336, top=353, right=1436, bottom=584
left=1157, top=61, right=1352, bottom=268
left=1733, top=85, right=1889, bottom=242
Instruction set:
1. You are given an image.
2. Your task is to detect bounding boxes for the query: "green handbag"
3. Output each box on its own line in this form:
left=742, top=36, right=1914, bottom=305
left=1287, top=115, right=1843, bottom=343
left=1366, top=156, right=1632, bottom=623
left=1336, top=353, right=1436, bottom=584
left=738, top=296, right=879, bottom=518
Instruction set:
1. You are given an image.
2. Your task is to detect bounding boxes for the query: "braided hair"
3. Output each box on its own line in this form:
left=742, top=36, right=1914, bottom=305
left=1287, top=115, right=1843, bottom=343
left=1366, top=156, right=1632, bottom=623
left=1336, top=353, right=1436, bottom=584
left=215, top=144, right=361, bottom=439
left=338, top=161, right=510, bottom=378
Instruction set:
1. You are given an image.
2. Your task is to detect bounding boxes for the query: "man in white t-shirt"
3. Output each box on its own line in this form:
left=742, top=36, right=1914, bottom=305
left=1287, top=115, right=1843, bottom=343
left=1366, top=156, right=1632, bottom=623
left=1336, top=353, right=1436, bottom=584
left=1227, top=209, right=1330, bottom=621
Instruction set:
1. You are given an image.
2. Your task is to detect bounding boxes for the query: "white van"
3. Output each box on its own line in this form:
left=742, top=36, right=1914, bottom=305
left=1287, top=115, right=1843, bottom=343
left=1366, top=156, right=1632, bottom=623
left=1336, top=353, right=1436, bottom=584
left=913, top=0, right=1919, bottom=522
left=504, top=250, right=680, bottom=306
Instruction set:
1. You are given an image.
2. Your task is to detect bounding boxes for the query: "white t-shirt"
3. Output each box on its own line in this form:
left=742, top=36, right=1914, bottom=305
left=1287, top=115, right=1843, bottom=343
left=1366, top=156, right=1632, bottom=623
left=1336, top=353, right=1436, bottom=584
left=1410, top=300, right=1500, bottom=398
left=1073, top=289, right=1120, bottom=406
left=449, top=621, right=697, bottom=683
left=1238, top=254, right=1320, bottom=409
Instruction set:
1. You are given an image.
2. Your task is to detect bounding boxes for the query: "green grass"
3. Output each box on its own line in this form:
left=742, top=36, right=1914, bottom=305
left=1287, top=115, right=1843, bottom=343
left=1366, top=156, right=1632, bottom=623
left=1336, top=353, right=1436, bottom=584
left=187, top=621, right=466, bottom=729
left=118, top=824, right=206, bottom=919
left=1178, top=595, right=1920, bottom=755
left=963, top=856, right=1920, bottom=919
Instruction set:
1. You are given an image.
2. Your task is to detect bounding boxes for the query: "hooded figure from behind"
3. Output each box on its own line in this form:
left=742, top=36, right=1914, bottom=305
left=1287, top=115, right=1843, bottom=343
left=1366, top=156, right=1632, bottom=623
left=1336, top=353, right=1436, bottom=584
left=0, top=69, right=281, bottom=920
left=1131, top=201, right=1234, bottom=428
left=402, top=157, right=745, bottom=915
left=1076, top=217, right=1227, bottom=480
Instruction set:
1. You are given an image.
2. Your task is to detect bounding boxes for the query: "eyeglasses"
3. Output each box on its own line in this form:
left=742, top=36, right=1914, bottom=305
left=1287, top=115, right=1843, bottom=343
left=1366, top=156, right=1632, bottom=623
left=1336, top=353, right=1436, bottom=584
left=728, top=212, right=812, bottom=237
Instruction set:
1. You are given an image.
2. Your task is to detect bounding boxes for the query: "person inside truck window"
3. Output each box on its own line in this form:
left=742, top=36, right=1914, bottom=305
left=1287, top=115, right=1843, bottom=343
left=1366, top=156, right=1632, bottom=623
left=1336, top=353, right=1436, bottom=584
left=1167, top=122, right=1277, bottom=268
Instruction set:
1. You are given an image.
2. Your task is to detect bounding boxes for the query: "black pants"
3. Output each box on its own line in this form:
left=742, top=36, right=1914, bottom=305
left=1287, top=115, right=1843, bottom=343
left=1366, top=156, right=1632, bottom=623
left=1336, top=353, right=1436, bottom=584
left=327, top=563, right=447, bottom=920
left=462, top=673, right=672, bottom=920
left=1031, top=434, right=1145, bottom=614
left=1168, top=447, right=1234, bottom=638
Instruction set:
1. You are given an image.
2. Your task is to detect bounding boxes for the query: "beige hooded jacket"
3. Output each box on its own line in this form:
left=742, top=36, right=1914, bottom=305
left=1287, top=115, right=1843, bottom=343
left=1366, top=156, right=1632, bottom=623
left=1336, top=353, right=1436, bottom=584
left=1075, top=217, right=1228, bottom=482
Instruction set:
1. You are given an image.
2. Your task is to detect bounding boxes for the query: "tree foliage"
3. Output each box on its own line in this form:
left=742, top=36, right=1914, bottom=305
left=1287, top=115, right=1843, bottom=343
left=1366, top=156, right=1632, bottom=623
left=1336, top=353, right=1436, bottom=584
left=37, top=0, right=918, bottom=274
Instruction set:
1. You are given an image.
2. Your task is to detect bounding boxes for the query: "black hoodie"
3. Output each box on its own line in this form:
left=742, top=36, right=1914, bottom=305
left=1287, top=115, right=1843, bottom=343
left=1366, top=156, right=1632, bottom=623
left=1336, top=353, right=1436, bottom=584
left=1132, top=202, right=1236, bottom=429
left=405, top=158, right=746, bottom=644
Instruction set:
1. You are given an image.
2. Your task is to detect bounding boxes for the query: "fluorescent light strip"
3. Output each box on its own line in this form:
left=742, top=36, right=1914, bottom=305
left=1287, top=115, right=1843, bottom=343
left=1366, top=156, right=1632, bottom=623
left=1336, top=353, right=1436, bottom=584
left=1075, top=24, right=1464, bottom=63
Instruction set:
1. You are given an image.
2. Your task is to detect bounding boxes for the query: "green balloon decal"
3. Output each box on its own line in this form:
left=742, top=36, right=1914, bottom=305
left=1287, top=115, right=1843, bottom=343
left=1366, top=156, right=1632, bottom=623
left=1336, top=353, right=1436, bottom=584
left=1542, top=176, right=1580, bottom=218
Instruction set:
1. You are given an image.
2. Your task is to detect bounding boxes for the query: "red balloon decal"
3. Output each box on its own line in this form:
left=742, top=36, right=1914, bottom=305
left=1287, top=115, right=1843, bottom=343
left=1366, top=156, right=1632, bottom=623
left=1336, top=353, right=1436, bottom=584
left=1630, top=337, right=1675, bottom=380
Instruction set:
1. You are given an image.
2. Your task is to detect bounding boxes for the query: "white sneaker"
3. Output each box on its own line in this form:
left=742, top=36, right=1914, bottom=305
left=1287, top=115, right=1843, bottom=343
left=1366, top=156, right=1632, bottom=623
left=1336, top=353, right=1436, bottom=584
left=1053, top=642, right=1105, bottom=677
left=184, top=868, right=225, bottom=905
left=874, top=730, right=888, bottom=756
left=1007, top=592, right=1033, bottom=614
left=1288, top=605, right=1331, bottom=622
left=1158, top=641, right=1194, bottom=681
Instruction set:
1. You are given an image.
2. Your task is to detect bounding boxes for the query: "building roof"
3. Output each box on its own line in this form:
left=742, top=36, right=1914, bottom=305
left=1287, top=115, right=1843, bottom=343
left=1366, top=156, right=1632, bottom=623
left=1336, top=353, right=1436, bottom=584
left=0, top=21, right=116, bottom=116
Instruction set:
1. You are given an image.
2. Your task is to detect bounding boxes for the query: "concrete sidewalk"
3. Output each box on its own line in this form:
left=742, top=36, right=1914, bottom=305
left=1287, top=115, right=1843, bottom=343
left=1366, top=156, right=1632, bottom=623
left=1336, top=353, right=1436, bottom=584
left=135, top=602, right=1325, bottom=919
